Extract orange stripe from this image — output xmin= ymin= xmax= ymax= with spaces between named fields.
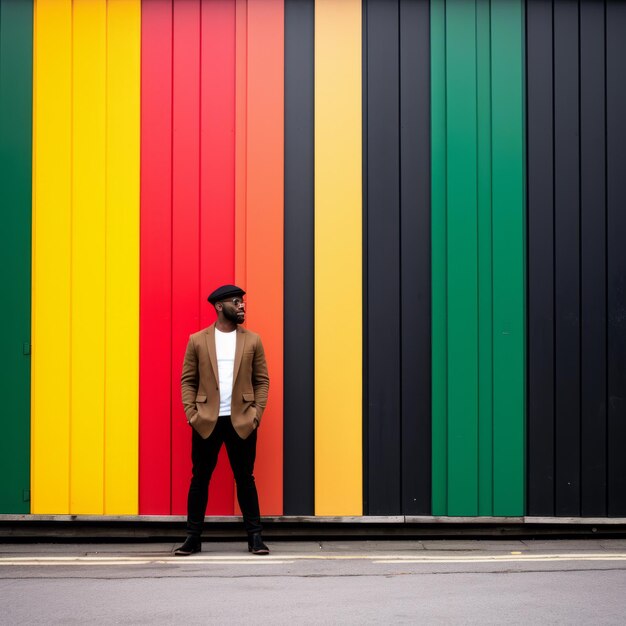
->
xmin=236 ymin=0 xmax=284 ymax=515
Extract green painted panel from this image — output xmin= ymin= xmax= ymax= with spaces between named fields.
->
xmin=445 ymin=0 xmax=479 ymax=515
xmin=0 ymin=0 xmax=33 ymax=513
xmin=491 ymin=0 xmax=525 ymax=515
xmin=476 ymin=0 xmax=493 ymax=516
xmin=431 ymin=0 xmax=525 ymax=516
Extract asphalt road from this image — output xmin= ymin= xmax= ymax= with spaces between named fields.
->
xmin=1 ymin=538 xmax=626 ymax=624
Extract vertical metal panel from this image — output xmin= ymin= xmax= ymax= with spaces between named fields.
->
xmin=365 ymin=0 xmax=401 ymax=515
xmin=243 ymin=0 xmax=285 ymax=515
xmin=0 ymin=0 xmax=32 ymax=513
xmin=553 ymin=0 xmax=581 ymax=516
xmin=199 ymin=0 xmax=237 ymax=515
xmin=104 ymin=0 xmax=141 ymax=514
xmin=284 ymin=0 xmax=314 ymax=516
xmin=476 ymin=0 xmax=493 ymax=515
xmin=233 ymin=0 xmax=248 ymax=511
xmin=139 ymin=0 xmax=173 ymax=514
xmin=70 ymin=0 xmax=107 ymax=514
xmin=445 ymin=0 xmax=479 ymax=515
xmin=526 ymin=0 xmax=555 ymax=516
xmin=606 ymin=0 xmax=626 ymax=517
xmin=399 ymin=0 xmax=431 ymax=515
xmin=490 ymin=0 xmax=525 ymax=515
xmin=430 ymin=0 xmax=447 ymax=516
xmin=431 ymin=0 xmax=525 ymax=516
xmin=361 ymin=0 xmax=369 ymax=515
xmin=234 ymin=0 xmax=247 ymax=291
xmin=31 ymin=0 xmax=72 ymax=514
xmin=170 ymin=0 xmax=201 ymax=515
xmin=315 ymin=0 xmax=363 ymax=515
xmin=580 ymin=0 xmax=607 ymax=517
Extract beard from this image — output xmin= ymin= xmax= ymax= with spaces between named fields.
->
xmin=223 ymin=307 xmax=243 ymax=324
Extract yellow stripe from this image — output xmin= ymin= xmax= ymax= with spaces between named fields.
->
xmin=104 ymin=0 xmax=140 ymax=514
xmin=70 ymin=0 xmax=107 ymax=514
xmin=314 ymin=0 xmax=362 ymax=515
xmin=32 ymin=0 xmax=140 ymax=514
xmin=31 ymin=0 xmax=73 ymax=514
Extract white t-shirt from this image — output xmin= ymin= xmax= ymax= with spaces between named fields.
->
xmin=215 ymin=328 xmax=237 ymax=416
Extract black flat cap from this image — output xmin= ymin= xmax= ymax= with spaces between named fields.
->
xmin=207 ymin=284 xmax=246 ymax=305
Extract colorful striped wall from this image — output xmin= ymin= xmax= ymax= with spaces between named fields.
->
xmin=2 ymin=0 xmax=626 ymax=518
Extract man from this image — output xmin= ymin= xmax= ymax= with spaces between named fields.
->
xmin=175 ymin=284 xmax=270 ymax=556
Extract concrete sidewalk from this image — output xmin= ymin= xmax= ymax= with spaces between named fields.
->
xmin=2 ymin=537 xmax=626 ymax=573
xmin=2 ymin=539 xmax=626 ymax=624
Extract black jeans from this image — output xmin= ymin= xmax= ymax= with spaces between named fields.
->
xmin=186 ymin=415 xmax=262 ymax=538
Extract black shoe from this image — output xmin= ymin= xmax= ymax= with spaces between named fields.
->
xmin=248 ymin=533 xmax=269 ymax=555
xmin=174 ymin=536 xmax=201 ymax=556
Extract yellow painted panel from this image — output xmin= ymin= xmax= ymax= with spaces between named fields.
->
xmin=31 ymin=0 xmax=73 ymax=514
xmin=70 ymin=0 xmax=107 ymax=513
xmin=104 ymin=0 xmax=140 ymax=514
xmin=314 ymin=0 xmax=362 ymax=515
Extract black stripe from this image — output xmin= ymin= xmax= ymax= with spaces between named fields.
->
xmin=283 ymin=0 xmax=314 ymax=515
xmin=526 ymin=0 xmax=556 ymax=516
xmin=399 ymin=0 xmax=431 ymax=515
xmin=364 ymin=0 xmax=402 ymax=515
xmin=606 ymin=0 xmax=626 ymax=517
xmin=553 ymin=0 xmax=581 ymax=516
xmin=580 ymin=0 xmax=607 ymax=517
xmin=527 ymin=0 xmax=626 ymax=518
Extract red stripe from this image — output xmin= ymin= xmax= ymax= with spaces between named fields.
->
xmin=140 ymin=0 xmax=237 ymax=515
xmin=139 ymin=0 xmax=173 ymax=514
xmin=200 ymin=0 xmax=237 ymax=515
xmin=170 ymin=0 xmax=201 ymax=515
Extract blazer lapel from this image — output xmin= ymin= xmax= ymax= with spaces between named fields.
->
xmin=205 ymin=324 xmax=219 ymax=384
xmin=233 ymin=326 xmax=246 ymax=383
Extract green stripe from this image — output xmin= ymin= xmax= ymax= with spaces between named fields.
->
xmin=0 ymin=0 xmax=33 ymax=513
xmin=431 ymin=0 xmax=525 ymax=516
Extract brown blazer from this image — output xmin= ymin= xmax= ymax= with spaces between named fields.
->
xmin=181 ymin=323 xmax=270 ymax=440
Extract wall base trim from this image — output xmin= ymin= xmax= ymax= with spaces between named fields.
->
xmin=1 ymin=515 xmax=625 ymax=524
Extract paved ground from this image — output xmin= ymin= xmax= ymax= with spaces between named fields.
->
xmin=1 ymin=538 xmax=626 ymax=624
